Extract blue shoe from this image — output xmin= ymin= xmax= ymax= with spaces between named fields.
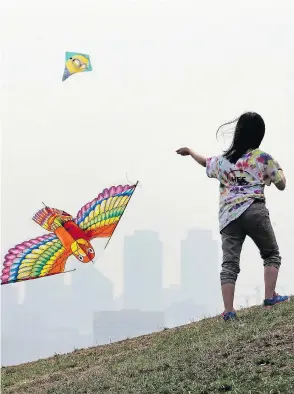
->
xmin=264 ymin=292 xmax=289 ymax=308
xmin=222 ymin=311 xmax=237 ymax=321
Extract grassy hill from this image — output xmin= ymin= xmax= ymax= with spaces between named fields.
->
xmin=2 ymin=299 xmax=293 ymax=394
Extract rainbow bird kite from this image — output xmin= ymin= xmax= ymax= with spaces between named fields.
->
xmin=62 ymin=51 xmax=92 ymax=81
xmin=1 ymin=183 xmax=138 ymax=285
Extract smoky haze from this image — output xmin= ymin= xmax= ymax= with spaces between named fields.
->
xmin=2 ymin=229 xmax=223 ymax=365
xmin=1 ymin=0 xmax=294 ymax=365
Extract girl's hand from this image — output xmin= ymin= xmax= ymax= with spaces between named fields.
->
xmin=176 ymin=148 xmax=207 ymax=167
xmin=264 ymin=175 xmax=271 ymax=186
xmin=176 ymin=147 xmax=191 ymax=156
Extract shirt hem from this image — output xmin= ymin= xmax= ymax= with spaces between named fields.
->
xmin=219 ymin=199 xmax=256 ymax=232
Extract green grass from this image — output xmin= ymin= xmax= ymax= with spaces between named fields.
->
xmin=2 ymin=299 xmax=293 ymax=394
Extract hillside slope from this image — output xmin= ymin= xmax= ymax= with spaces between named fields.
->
xmin=2 ymin=299 xmax=293 ymax=394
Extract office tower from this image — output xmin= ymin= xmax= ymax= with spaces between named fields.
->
xmin=165 ymin=299 xmax=203 ymax=328
xmin=163 ymin=284 xmax=183 ymax=308
xmin=123 ymin=230 xmax=163 ymax=311
xmin=70 ymin=264 xmax=114 ymax=333
xmin=1 ymin=283 xmax=19 ymax=337
xmin=181 ymin=228 xmax=221 ymax=315
xmin=23 ymin=273 xmax=71 ymax=329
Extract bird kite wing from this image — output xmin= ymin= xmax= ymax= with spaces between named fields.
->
xmin=1 ymin=233 xmax=72 ymax=285
xmin=75 ymin=183 xmax=137 ymax=244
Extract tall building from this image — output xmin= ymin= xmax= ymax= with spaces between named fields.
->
xmin=1 ymin=283 xmax=19 ymax=337
xmin=123 ymin=230 xmax=163 ymax=311
xmin=165 ymin=300 xmax=203 ymax=328
xmin=181 ymin=228 xmax=221 ymax=315
xmin=1 ymin=265 xmax=114 ymax=365
xmin=163 ymin=284 xmax=183 ymax=309
xmin=70 ymin=264 xmax=114 ymax=333
xmin=23 ymin=273 xmax=71 ymax=329
xmin=1 ymin=276 xmax=75 ymax=366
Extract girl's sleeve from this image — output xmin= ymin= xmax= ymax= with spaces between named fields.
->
xmin=264 ymin=156 xmax=283 ymax=184
xmin=206 ymin=156 xmax=219 ymax=179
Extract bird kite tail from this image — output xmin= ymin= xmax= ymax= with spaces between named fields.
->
xmin=33 ymin=207 xmax=73 ymax=232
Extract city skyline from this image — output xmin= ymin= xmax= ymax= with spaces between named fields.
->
xmin=6 ymin=225 xmax=221 ymax=303
xmin=1 ymin=226 xmax=224 ymax=366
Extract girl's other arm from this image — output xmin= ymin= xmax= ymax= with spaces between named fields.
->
xmin=176 ymin=148 xmax=207 ymax=167
xmin=275 ymin=169 xmax=286 ymax=191
xmin=264 ymin=157 xmax=286 ymax=191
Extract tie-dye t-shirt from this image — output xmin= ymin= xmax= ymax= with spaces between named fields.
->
xmin=206 ymin=149 xmax=283 ymax=231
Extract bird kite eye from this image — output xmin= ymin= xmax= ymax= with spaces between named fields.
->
xmin=78 ymin=255 xmax=84 ymax=261
xmin=88 ymin=248 xmax=94 ymax=253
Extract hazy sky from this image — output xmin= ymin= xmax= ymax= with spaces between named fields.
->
xmin=1 ymin=0 xmax=293 ymax=298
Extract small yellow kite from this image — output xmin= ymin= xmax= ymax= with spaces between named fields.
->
xmin=62 ymin=51 xmax=92 ymax=82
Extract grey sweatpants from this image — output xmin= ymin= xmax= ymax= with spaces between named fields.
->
xmin=220 ymin=201 xmax=281 ymax=285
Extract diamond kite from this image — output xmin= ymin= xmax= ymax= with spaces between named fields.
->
xmin=62 ymin=51 xmax=92 ymax=81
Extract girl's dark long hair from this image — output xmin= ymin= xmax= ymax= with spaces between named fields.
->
xmin=216 ymin=112 xmax=265 ymax=164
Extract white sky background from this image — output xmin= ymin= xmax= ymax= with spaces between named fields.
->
xmin=1 ymin=0 xmax=294 ymax=299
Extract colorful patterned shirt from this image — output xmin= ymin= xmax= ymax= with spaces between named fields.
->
xmin=206 ymin=149 xmax=283 ymax=231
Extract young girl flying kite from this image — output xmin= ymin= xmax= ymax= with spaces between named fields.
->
xmin=177 ymin=112 xmax=289 ymax=321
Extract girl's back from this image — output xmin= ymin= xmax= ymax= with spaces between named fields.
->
xmin=206 ymin=148 xmax=283 ymax=231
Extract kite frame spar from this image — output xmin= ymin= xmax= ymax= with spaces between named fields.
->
xmin=1 ymin=181 xmax=139 ymax=286
xmin=104 ymin=180 xmax=139 ymax=249
xmin=1 ymin=269 xmax=77 ymax=286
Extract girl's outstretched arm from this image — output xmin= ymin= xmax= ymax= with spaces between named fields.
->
xmin=176 ymin=147 xmax=207 ymax=167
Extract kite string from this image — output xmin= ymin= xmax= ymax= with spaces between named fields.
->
xmin=126 ymin=173 xmax=142 ymax=188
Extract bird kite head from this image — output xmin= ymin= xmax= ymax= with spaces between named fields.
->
xmin=70 ymin=238 xmax=95 ymax=263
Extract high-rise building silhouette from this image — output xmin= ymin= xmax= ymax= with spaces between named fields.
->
xmin=181 ymin=228 xmax=221 ymax=315
xmin=1 ymin=276 xmax=71 ymax=365
xmin=1 ymin=283 xmax=19 ymax=338
xmin=163 ymin=284 xmax=183 ymax=308
xmin=1 ymin=264 xmax=114 ymax=365
xmin=165 ymin=300 xmax=203 ymax=328
xmin=23 ymin=274 xmax=71 ymax=329
xmin=70 ymin=264 xmax=114 ymax=333
xmin=123 ymin=230 xmax=163 ymax=311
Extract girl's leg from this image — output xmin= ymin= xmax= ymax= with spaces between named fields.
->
xmin=243 ymin=203 xmax=284 ymax=302
xmin=221 ymin=283 xmax=236 ymax=313
xmin=264 ymin=265 xmax=279 ymax=299
xmin=221 ymin=221 xmax=246 ymax=313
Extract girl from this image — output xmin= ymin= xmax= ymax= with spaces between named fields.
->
xmin=176 ymin=112 xmax=289 ymax=321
